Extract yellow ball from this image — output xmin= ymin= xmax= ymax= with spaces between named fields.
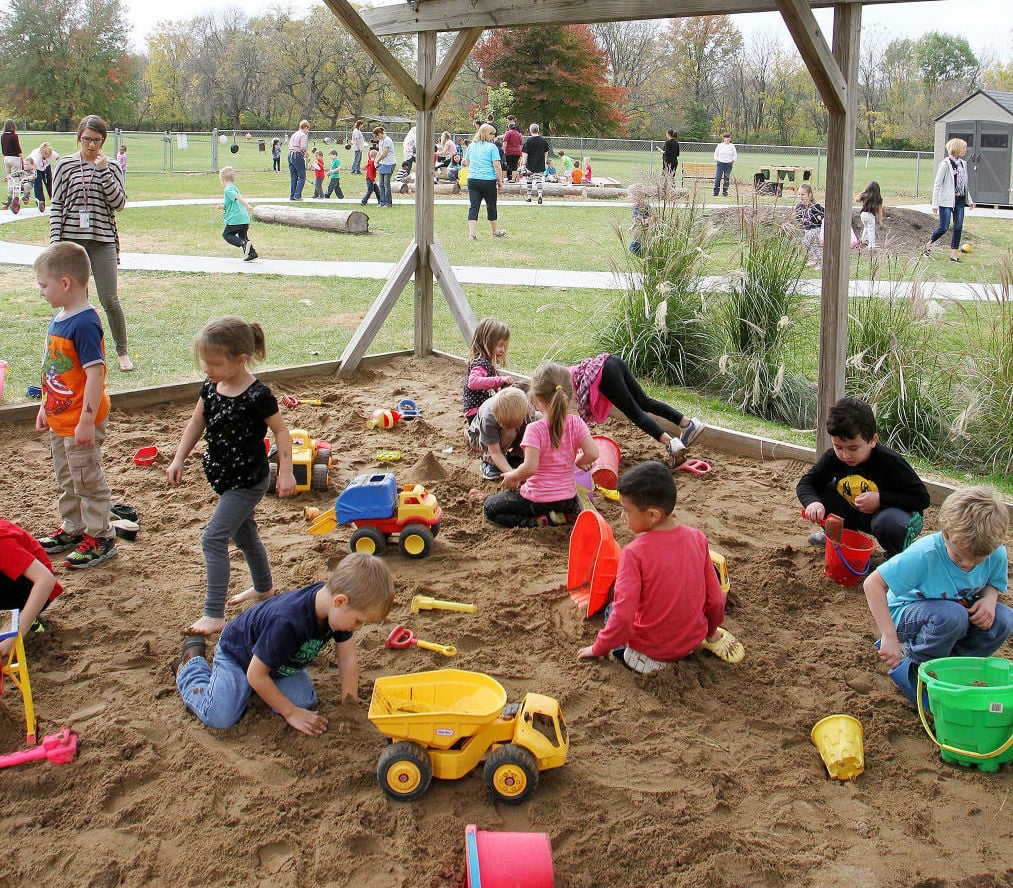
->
xmin=960 ymin=243 xmax=972 ymax=253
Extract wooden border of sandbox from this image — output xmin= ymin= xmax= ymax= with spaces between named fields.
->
xmin=3 ymin=350 xmax=1009 ymax=517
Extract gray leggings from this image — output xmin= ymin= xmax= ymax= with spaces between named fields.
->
xmin=201 ymin=475 xmax=272 ymax=619
xmin=68 ymin=239 xmax=128 ymax=357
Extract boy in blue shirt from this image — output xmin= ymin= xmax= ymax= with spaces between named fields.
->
xmin=324 ymin=149 xmax=343 ymax=198
xmin=219 ymin=166 xmax=258 ymax=261
xmin=864 ymin=485 xmax=1011 ymax=706
xmin=175 ymin=553 xmax=394 ymax=734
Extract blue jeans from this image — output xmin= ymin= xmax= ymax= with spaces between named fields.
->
xmin=351 ymin=148 xmax=362 ymax=174
xmin=361 ymin=179 xmax=380 ymax=204
xmin=896 ymin=599 xmax=1013 ymax=664
xmin=929 ymin=196 xmax=966 ymax=250
xmin=201 ymin=475 xmax=272 ymax=619
xmin=288 ymin=151 xmax=306 ymax=200
xmin=713 ymin=161 xmax=732 ymax=195
xmin=177 ymin=646 xmax=317 ymax=730
xmin=377 ymin=165 xmax=395 ymax=206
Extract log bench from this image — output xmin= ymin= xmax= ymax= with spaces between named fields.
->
xmin=252 ymin=204 xmax=369 ymax=234
xmin=681 ymin=162 xmax=717 ymax=185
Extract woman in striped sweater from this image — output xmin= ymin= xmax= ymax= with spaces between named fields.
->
xmin=50 ymin=115 xmax=133 ymax=371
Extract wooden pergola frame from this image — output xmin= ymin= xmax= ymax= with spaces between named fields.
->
xmin=322 ymin=0 xmax=935 ymax=452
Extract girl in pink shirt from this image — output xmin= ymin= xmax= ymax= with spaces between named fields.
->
xmin=484 ymin=363 xmax=598 ymax=528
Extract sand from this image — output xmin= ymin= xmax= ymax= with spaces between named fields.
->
xmin=1 ymin=354 xmax=1011 ymax=888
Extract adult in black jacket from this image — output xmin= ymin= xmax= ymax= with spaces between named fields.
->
xmin=661 ymin=129 xmax=680 ymax=176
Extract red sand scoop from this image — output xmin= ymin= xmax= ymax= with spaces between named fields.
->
xmin=385 ymin=625 xmax=457 ymax=657
xmin=801 ymin=509 xmax=844 ymax=543
xmin=566 ymin=511 xmax=621 ymax=618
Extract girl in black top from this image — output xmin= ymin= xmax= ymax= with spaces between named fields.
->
xmin=661 ymin=129 xmax=680 ymax=176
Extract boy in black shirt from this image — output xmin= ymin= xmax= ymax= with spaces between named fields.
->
xmin=798 ymin=397 xmax=929 ymax=559
xmin=520 ymin=123 xmax=550 ymax=204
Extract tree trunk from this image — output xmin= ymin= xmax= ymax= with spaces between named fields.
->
xmin=252 ymin=204 xmax=370 ymax=234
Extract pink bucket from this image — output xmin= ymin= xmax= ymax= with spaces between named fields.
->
xmin=588 ymin=434 xmax=621 ymax=489
xmin=465 ymin=825 xmax=554 ymax=888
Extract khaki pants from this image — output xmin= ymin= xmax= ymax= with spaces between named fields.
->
xmin=50 ymin=420 xmax=112 ymax=538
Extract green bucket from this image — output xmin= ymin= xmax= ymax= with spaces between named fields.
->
xmin=917 ymin=657 xmax=1013 ymax=772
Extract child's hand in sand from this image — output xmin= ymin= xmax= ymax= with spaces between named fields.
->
xmin=803 ymin=502 xmax=825 ymax=523
xmin=286 ymin=707 xmax=328 ymax=736
xmin=500 ymin=470 xmax=521 ymax=490
xmin=577 ymin=646 xmax=597 ymax=660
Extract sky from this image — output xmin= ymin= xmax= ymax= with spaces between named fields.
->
xmin=126 ymin=0 xmax=1012 ymax=58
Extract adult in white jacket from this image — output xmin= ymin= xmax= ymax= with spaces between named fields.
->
xmin=713 ymin=132 xmax=737 ymax=197
xmin=924 ymin=137 xmax=975 ymax=262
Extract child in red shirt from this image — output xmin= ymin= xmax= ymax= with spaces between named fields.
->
xmin=0 ymin=517 xmax=63 ymax=657
xmin=360 ymin=148 xmax=379 ymax=205
xmin=578 ymin=461 xmax=744 ymax=674
xmin=312 ymin=149 xmax=325 ymax=198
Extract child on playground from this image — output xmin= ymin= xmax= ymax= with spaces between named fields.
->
xmin=558 ymin=152 xmax=575 ymax=182
xmin=218 ymin=166 xmax=258 ymax=261
xmin=325 ymin=149 xmax=343 ymax=198
xmin=484 ymin=363 xmax=598 ymax=528
xmin=627 ymin=183 xmax=654 ymax=256
xmin=462 ymin=317 xmax=513 ymax=421
xmin=0 ymin=517 xmax=64 ymax=658
xmin=794 ymin=183 xmax=825 ymax=268
xmin=167 ymin=317 xmax=297 ymax=636
xmin=864 ymin=485 xmax=1011 ymax=706
xmin=174 ymin=552 xmax=395 ymax=733
xmin=33 ymin=242 xmax=118 ymax=569
xmin=310 ymin=149 xmax=325 ymax=198
xmin=271 ymin=138 xmax=281 ymax=172
xmin=578 ymin=461 xmax=744 ymax=674
xmin=361 ymin=148 xmax=379 ymax=205
xmin=545 ymin=157 xmax=558 ymax=183
xmin=855 ymin=181 xmax=883 ymax=251
xmin=582 ymin=157 xmax=592 ymax=184
xmin=447 ymin=153 xmax=463 ymax=194
xmin=798 ymin=397 xmax=929 ymax=560
xmin=116 ymin=145 xmax=127 ymax=174
xmin=468 ymin=386 xmax=536 ymax=481
xmin=569 ymin=353 xmax=704 ymax=467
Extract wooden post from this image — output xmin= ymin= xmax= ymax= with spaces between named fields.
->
xmin=415 ymin=31 xmax=437 ymax=357
xmin=816 ymin=3 xmax=860 ymax=453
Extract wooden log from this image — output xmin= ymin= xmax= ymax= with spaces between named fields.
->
xmin=252 ymin=204 xmax=369 ymax=234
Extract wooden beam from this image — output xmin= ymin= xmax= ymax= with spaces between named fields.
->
xmin=338 ymin=241 xmax=419 ymax=376
xmin=320 ymin=0 xmax=424 ymax=109
xmin=430 ymin=238 xmax=479 ymax=343
xmin=414 ymin=31 xmax=437 ymax=357
xmin=360 ymin=0 xmax=915 ymax=35
xmin=775 ymin=0 xmax=845 ymax=113
xmin=426 ymin=27 xmax=484 ymax=110
xmin=815 ymin=2 xmax=860 ymax=453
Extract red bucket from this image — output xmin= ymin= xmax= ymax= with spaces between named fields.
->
xmin=465 ymin=824 xmax=554 ymax=888
xmin=588 ymin=434 xmax=621 ymax=490
xmin=824 ymin=528 xmax=875 ymax=587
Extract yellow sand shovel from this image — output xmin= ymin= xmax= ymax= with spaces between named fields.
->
xmin=410 ymin=595 xmax=478 ymax=615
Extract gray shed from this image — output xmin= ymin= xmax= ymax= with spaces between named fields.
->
xmin=934 ymin=89 xmax=1013 ymax=207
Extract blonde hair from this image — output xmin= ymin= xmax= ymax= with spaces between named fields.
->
xmin=299 ymin=119 xmax=310 ymax=130
xmin=939 ymin=486 xmax=1009 ymax=557
xmin=194 ymin=316 xmax=266 ymax=367
xmin=34 ymin=241 xmax=91 ymax=287
xmin=477 ymin=123 xmax=496 ymax=142
xmin=490 ymin=387 xmax=529 ymax=429
xmin=945 ymin=138 xmax=967 ymax=158
xmin=327 ymin=552 xmax=395 ymax=617
xmin=219 ymin=166 xmax=236 ymax=183
xmin=469 ymin=317 xmax=510 ymax=366
xmin=530 ymin=362 xmax=572 ymax=448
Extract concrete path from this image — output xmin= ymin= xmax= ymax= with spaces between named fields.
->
xmin=0 ymin=199 xmax=1000 ymax=301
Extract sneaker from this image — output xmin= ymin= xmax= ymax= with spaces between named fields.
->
xmin=525 ymin=197 xmax=531 ymax=202
xmin=243 ymin=239 xmax=252 ymax=258
xmin=481 ymin=461 xmax=502 ymax=481
xmin=808 ymin=531 xmax=826 ymax=547
xmin=64 ymin=534 xmax=118 ymax=569
xmin=492 ymin=229 xmax=507 ymax=237
xmin=922 ymin=248 xmax=931 ymax=258
xmin=536 ymin=511 xmax=568 ymax=528
xmin=537 ymin=197 xmax=542 ymax=204
xmin=681 ymin=418 xmax=706 ymax=446
xmin=37 ymin=527 xmax=84 ymax=554
xmin=38 ymin=200 xmax=45 ymax=213
xmin=950 ymin=256 xmax=961 ymax=263
xmin=246 ymin=246 xmax=259 ymax=261
xmin=668 ymin=437 xmax=688 ymax=466
xmin=623 ymin=647 xmax=665 ymax=675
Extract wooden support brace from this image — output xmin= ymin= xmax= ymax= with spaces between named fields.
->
xmin=775 ymin=0 xmax=846 ymax=113
xmin=339 ymin=241 xmax=418 ymax=376
xmin=426 ymin=28 xmax=484 ymax=110
xmin=430 ymin=238 xmax=478 ymax=343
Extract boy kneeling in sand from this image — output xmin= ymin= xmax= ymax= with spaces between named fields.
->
xmin=578 ymin=462 xmax=744 ymax=674
xmin=175 ymin=553 xmax=394 ymax=735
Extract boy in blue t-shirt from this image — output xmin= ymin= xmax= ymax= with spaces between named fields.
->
xmin=175 ymin=553 xmax=394 ymax=734
xmin=219 ymin=166 xmax=258 ymax=261
xmin=864 ymin=485 xmax=1011 ymax=706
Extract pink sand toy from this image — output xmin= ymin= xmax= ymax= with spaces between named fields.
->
xmin=367 ymin=408 xmax=401 ymax=429
xmin=0 ymin=360 xmax=8 ymax=400
xmin=0 ymin=727 xmax=77 ymax=769
xmin=465 ymin=824 xmax=555 ymax=888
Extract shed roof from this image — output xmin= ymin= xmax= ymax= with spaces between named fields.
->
xmin=935 ymin=89 xmax=1013 ymax=122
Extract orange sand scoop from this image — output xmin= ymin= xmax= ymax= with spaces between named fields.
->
xmin=566 ymin=511 xmax=621 ymax=618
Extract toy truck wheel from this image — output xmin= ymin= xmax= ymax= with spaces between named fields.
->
xmin=268 ymin=462 xmax=278 ymax=493
xmin=377 ymin=741 xmax=432 ymax=801
xmin=484 ymin=744 xmax=539 ymax=804
xmin=313 ymin=445 xmax=331 ymax=466
xmin=311 ymin=463 xmax=329 ymax=491
xmin=350 ymin=526 xmax=386 ymax=556
xmin=11 ymin=195 xmax=19 ymax=214
xmin=429 ymin=520 xmax=441 ymax=538
xmin=399 ymin=523 xmax=433 ymax=559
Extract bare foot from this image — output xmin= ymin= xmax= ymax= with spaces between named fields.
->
xmin=185 ymin=615 xmax=226 ymax=636
xmin=229 ymin=586 xmax=274 ymax=606
xmin=118 ymin=354 xmax=134 ymax=371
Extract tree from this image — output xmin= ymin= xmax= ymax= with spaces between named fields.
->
xmin=590 ymin=21 xmax=666 ymax=133
xmin=0 ymin=0 xmax=137 ymax=128
xmin=472 ymin=25 xmax=628 ymax=135
xmin=914 ymin=32 xmax=979 ymax=87
xmin=664 ymin=16 xmax=742 ymax=114
xmin=983 ymin=61 xmax=1013 ymax=92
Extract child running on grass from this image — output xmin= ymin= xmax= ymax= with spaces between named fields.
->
xmin=167 ymin=317 xmax=296 ymax=636
xmin=484 ymin=363 xmax=598 ymax=528
xmin=219 ymin=167 xmax=258 ymax=261
xmin=578 ymin=461 xmax=744 ymax=674
xmin=360 ymin=148 xmax=380 ymax=205
xmin=462 ymin=317 xmax=513 ymax=421
xmin=174 ymin=553 xmax=394 ymax=733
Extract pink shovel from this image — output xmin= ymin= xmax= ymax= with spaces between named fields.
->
xmin=0 ymin=727 xmax=78 ymax=769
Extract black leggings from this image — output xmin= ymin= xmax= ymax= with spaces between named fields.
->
xmin=222 ymin=224 xmax=250 ymax=249
xmin=598 ymin=355 xmax=685 ymax=441
xmin=468 ymin=178 xmax=498 ymax=221
xmin=483 ymin=491 xmax=579 ymax=528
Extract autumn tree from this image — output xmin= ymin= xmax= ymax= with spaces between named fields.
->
xmin=473 ymin=25 xmax=628 ymax=135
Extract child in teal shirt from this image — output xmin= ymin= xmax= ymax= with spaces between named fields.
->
xmin=219 ymin=166 xmax=258 ymax=261
xmin=325 ymin=149 xmax=344 ymax=199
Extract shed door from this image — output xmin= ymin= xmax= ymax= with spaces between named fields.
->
xmin=972 ymin=122 xmax=1012 ymax=206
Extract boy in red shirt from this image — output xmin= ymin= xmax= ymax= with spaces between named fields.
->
xmin=0 ymin=517 xmax=63 ymax=657
xmin=360 ymin=148 xmax=379 ymax=205
xmin=578 ymin=461 xmax=744 ymax=674
xmin=312 ymin=149 xmax=325 ymax=198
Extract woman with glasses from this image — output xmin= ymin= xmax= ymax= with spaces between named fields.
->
xmin=50 ymin=115 xmax=132 ymax=371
